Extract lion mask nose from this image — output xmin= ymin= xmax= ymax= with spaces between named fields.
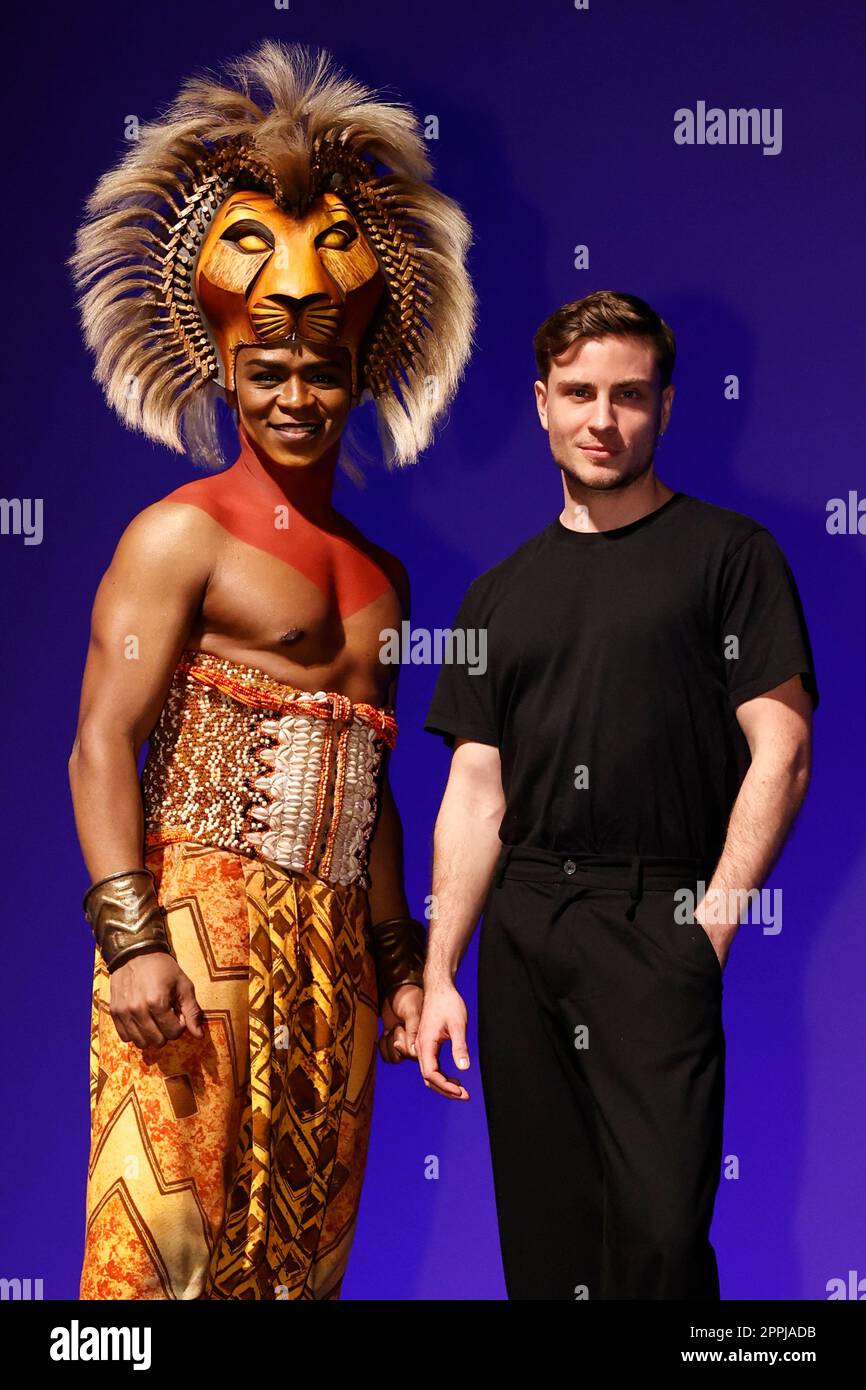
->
xmin=248 ymin=294 xmax=342 ymax=345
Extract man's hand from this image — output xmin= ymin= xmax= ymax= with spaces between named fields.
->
xmin=109 ymin=952 xmax=206 ymax=1051
xmin=693 ymin=909 xmax=733 ymax=972
xmin=378 ymin=983 xmax=423 ymax=1064
xmin=415 ymin=982 xmax=471 ymax=1100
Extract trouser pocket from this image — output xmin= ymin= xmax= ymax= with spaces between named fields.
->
xmin=635 ymin=887 xmax=723 ymax=986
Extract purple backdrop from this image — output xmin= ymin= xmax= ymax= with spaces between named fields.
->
xmin=2 ymin=0 xmax=863 ymax=1301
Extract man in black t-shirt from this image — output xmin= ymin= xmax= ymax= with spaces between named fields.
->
xmin=417 ymin=290 xmax=817 ymax=1301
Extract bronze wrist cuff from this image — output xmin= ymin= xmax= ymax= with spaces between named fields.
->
xmin=369 ymin=916 xmax=426 ymax=1010
xmin=82 ymin=868 xmax=174 ymax=974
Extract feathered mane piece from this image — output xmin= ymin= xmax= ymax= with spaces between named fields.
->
xmin=68 ymin=40 xmax=476 ymax=467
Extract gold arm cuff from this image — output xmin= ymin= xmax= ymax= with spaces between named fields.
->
xmin=82 ymin=868 xmax=173 ymax=974
xmin=369 ymin=916 xmax=426 ymax=1011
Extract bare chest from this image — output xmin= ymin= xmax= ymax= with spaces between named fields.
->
xmin=190 ymin=534 xmax=404 ymax=704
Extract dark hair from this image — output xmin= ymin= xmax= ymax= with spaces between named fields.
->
xmin=533 ymin=290 xmax=676 ymax=387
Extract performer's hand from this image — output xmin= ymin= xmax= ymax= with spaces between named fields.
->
xmin=415 ymin=983 xmax=471 ymax=1101
xmin=109 ymin=952 xmax=206 ymax=1051
xmin=379 ymin=983 xmax=423 ymax=1064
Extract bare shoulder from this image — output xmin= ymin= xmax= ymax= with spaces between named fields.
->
xmin=336 ymin=514 xmax=411 ymax=613
xmin=374 ymin=541 xmax=411 ymax=613
xmin=110 ymin=496 xmax=223 ymax=576
xmin=86 ymin=496 xmax=224 ymax=663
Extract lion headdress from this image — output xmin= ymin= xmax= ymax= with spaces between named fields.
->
xmin=68 ymin=40 xmax=476 ymax=468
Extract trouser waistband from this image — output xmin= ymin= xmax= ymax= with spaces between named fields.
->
xmin=492 ymin=844 xmax=713 ymax=897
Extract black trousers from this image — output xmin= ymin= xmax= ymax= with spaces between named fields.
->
xmin=477 ymin=845 xmax=726 ymax=1301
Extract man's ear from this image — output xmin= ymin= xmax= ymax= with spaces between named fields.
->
xmin=660 ymin=382 xmax=675 ymax=432
xmin=534 ymin=378 xmax=549 ymax=431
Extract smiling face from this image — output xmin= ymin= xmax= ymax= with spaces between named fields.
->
xmin=232 ymin=340 xmax=354 ymax=467
xmin=193 ymin=187 xmax=386 ymax=396
xmin=534 ymin=334 xmax=675 ymax=491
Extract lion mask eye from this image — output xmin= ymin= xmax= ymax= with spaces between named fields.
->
xmin=316 ymin=220 xmax=358 ymax=252
xmin=219 ymin=218 xmax=275 ymax=254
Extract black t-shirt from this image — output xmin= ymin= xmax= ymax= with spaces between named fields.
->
xmin=424 ymin=492 xmax=819 ymax=862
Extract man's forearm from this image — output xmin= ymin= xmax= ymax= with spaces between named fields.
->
xmin=699 ymin=748 xmax=810 ymax=942
xmin=425 ymin=787 xmax=503 ymax=988
xmin=68 ymin=728 xmax=146 ymax=882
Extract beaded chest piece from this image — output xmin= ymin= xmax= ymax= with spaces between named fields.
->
xmin=141 ymin=649 xmax=397 ymax=888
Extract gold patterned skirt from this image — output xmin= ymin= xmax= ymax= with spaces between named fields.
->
xmin=79 ymin=649 xmax=396 ymax=1300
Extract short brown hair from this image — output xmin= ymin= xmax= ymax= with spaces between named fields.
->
xmin=533 ymin=290 xmax=676 ymax=387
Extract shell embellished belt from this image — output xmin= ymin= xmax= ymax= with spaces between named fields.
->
xmin=141 ymin=648 xmax=398 ymax=888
